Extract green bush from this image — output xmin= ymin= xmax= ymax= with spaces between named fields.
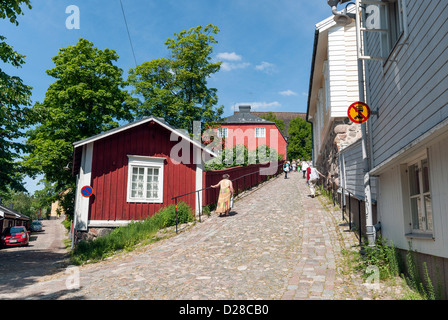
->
xmin=70 ymin=202 xmax=194 ymax=265
xmin=360 ymin=237 xmax=401 ymax=280
xmin=204 ymin=144 xmax=281 ymax=171
xmin=358 ymin=237 xmax=441 ymax=300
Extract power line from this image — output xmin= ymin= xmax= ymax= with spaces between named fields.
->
xmin=119 ymin=0 xmax=138 ymax=68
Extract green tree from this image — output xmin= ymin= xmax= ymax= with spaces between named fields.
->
xmin=0 ymin=0 xmax=33 ymax=197
xmin=287 ymin=117 xmax=312 ymax=160
xmin=0 ymin=0 xmax=31 ymax=24
xmin=2 ymin=190 xmax=39 ymax=219
xmin=128 ymin=24 xmax=224 ymax=133
xmin=259 ymin=112 xmax=285 ymax=132
xmin=24 ymin=38 xmax=132 ymax=218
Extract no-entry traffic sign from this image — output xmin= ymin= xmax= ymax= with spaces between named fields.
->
xmin=81 ymin=185 xmax=94 ymax=197
xmin=348 ymin=101 xmax=371 ymax=124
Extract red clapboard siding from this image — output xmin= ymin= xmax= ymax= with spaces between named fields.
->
xmin=89 ymin=121 xmax=197 ymax=222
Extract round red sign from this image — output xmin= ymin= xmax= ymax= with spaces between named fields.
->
xmin=348 ymin=101 xmax=371 ymax=124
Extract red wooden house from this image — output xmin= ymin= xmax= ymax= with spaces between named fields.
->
xmin=72 ymin=116 xmax=216 ymax=232
xmin=219 ymin=106 xmax=288 ymax=160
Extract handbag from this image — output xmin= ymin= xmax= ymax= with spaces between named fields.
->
xmin=230 ymin=196 xmax=234 ymax=208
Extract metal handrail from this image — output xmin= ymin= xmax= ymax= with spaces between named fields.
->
xmin=171 ymin=162 xmax=283 ymax=233
xmin=340 ymin=187 xmax=364 ymax=246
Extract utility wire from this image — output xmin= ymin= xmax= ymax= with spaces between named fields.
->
xmin=119 ymin=0 xmax=138 ymax=67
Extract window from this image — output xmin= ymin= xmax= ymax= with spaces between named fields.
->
xmin=218 ymin=127 xmax=228 ymax=138
xmin=407 ymin=157 xmax=433 ymax=234
xmin=127 ymin=156 xmax=165 ymax=203
xmin=379 ymin=0 xmax=407 ymax=59
xmin=361 ymin=0 xmax=407 ymax=62
xmin=255 ymin=127 xmax=266 ymax=138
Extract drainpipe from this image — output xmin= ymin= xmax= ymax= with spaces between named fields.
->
xmin=327 ymin=0 xmax=375 ymax=247
xmin=355 ymin=0 xmax=375 ymax=247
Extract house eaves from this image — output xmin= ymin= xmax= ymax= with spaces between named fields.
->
xmin=73 ymin=116 xmax=217 ymax=157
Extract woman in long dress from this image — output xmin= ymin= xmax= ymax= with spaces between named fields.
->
xmin=211 ymin=174 xmax=234 ymax=216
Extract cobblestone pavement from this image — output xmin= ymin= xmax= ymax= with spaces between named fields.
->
xmin=5 ymin=171 xmax=400 ymax=300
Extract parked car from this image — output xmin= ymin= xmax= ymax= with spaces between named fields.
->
xmin=30 ymin=220 xmax=43 ymax=232
xmin=1 ymin=226 xmax=30 ymax=247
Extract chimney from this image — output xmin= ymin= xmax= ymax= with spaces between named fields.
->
xmin=238 ymin=105 xmax=251 ymax=113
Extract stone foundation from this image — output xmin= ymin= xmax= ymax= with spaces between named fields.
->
xmin=316 ymin=118 xmax=362 ymax=189
xmin=76 ymin=227 xmax=114 ymax=242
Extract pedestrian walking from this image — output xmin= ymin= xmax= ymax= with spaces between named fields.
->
xmin=283 ymin=161 xmax=290 ymax=179
xmin=308 ymin=164 xmax=325 ymax=198
xmin=211 ymin=174 xmax=234 ymax=216
xmin=301 ymin=160 xmax=309 ymax=179
xmin=292 ymin=160 xmax=297 ymax=172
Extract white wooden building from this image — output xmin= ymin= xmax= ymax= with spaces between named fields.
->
xmin=336 ymin=0 xmax=448 ymax=297
xmin=307 ymin=10 xmax=370 ymax=197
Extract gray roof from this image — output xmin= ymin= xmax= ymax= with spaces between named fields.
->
xmin=0 ymin=204 xmax=30 ymax=221
xmin=224 ymin=105 xmax=274 ymax=124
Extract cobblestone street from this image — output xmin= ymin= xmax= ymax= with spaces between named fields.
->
xmin=5 ymin=171 xmax=400 ymax=300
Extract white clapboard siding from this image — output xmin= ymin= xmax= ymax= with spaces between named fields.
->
xmin=366 ymin=0 xmax=448 ymax=168
xmin=345 ymin=24 xmax=360 ymax=105
xmin=328 ymin=26 xmax=348 ymax=118
xmin=426 ymin=136 xmax=448 ymax=257
xmin=378 ymin=135 xmax=448 ymax=258
xmin=328 ymin=24 xmax=359 ymax=118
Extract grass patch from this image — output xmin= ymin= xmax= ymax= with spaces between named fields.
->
xmin=353 ymin=237 xmax=442 ymax=300
xmin=70 ymin=202 xmax=194 ymax=265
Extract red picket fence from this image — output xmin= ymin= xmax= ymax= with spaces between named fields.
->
xmin=202 ymin=162 xmax=284 ymax=207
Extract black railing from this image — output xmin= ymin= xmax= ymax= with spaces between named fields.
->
xmin=341 ymin=188 xmax=364 ymax=246
xmin=318 ymin=177 xmax=365 ymax=246
xmin=171 ymin=163 xmax=283 ymax=233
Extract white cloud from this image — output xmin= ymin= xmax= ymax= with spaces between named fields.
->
xmin=255 ymin=61 xmax=276 ymax=74
xmin=216 ymin=52 xmax=250 ymax=72
xmin=221 ymin=61 xmax=251 ymax=72
xmin=217 ymin=52 xmax=242 ymax=61
xmin=279 ymin=90 xmax=298 ymax=96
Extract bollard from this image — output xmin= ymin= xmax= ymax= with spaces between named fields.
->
xmin=175 ymin=198 xmax=178 ymax=234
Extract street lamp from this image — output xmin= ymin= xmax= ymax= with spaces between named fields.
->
xmin=326 ymin=0 xmax=376 ymax=247
xmin=327 ymin=0 xmax=355 ymax=26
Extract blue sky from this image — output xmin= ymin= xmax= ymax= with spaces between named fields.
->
xmin=2 ymin=0 xmax=333 ymax=194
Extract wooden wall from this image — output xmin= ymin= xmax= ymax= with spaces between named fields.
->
xmin=366 ymin=1 xmax=448 ymax=168
xmin=88 ymin=122 xmax=196 ymax=221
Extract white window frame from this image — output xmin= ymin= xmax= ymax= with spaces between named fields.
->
xmin=255 ymin=127 xmax=266 ymax=138
xmin=405 ymin=155 xmax=433 ymax=236
xmin=127 ymin=155 xmax=165 ymax=203
xmin=358 ymin=0 xmax=408 ymax=63
xmin=218 ymin=127 xmax=228 ymax=138
xmin=379 ymin=0 xmax=408 ymax=61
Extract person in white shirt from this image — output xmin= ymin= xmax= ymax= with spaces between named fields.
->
xmin=308 ymin=164 xmax=325 ymax=198
xmin=301 ymin=160 xmax=309 ymax=179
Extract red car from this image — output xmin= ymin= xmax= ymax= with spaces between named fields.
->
xmin=1 ymin=226 xmax=30 ymax=247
